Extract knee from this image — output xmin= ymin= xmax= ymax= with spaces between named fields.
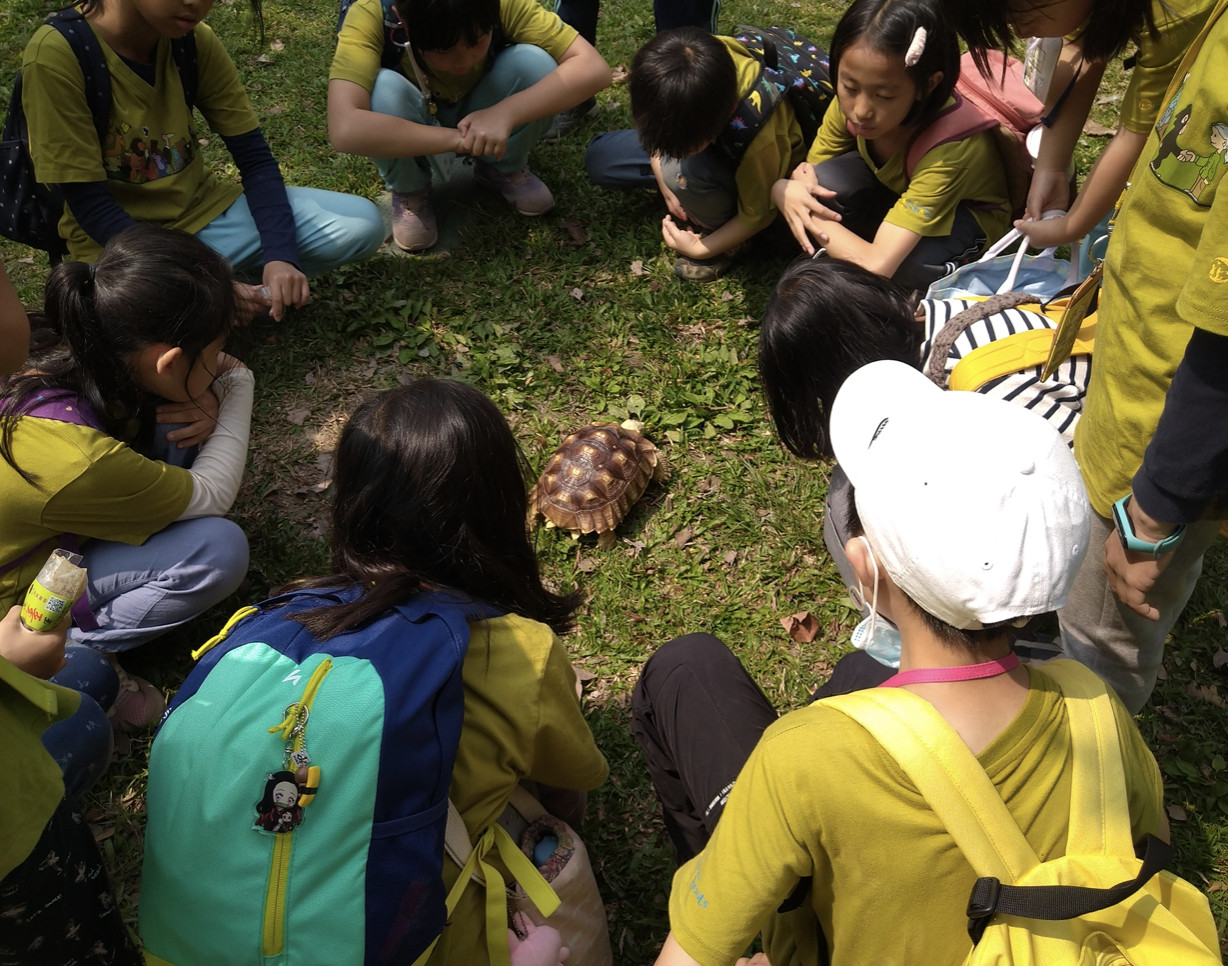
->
xmin=370 ymin=67 xmax=424 ymax=120
xmin=55 ymin=644 xmax=120 ymax=708
xmin=584 ymin=130 xmax=652 ymax=188
xmin=494 ymin=44 xmax=557 ymax=88
xmin=185 ymin=518 xmax=250 ymax=605
xmin=634 ymin=633 xmax=732 ymax=713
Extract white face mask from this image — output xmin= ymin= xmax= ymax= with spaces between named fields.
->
xmin=850 ymin=537 xmax=901 ymax=668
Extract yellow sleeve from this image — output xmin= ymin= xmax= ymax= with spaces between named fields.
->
xmin=884 ymin=133 xmax=1007 ymax=237
xmin=525 ymin=632 xmax=609 ymax=792
xmin=191 ymin=24 xmax=260 ymax=138
xmin=329 ymin=0 xmax=387 ymax=91
xmin=1176 ymin=159 xmax=1228 ymax=333
xmin=734 ymin=105 xmax=807 ymax=225
xmin=21 ymin=25 xmax=107 ymax=185
xmin=1121 ymin=0 xmax=1218 ymax=133
xmin=42 ymin=436 xmax=193 ymax=544
xmin=498 ymin=0 xmax=578 ymax=61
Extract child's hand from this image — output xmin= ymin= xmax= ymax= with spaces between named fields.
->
xmin=772 ymin=175 xmax=840 ymax=257
xmin=1014 ymin=214 xmax=1075 ymax=249
xmin=661 ymin=216 xmax=709 ymax=259
xmin=0 ymin=605 xmax=68 ymax=679
xmin=735 ymin=955 xmax=772 ymax=966
xmin=1024 ymin=168 xmax=1071 ymax=222
xmin=507 ymin=914 xmax=569 ymax=966
xmin=457 ymin=106 xmax=515 ymax=161
xmin=262 ymin=261 xmax=311 ymax=322
xmin=158 ymin=385 xmax=220 ymax=448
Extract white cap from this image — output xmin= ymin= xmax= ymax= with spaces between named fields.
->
xmin=829 ymin=360 xmax=1090 ymax=630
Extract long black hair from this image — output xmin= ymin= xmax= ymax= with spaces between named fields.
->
xmin=830 ymin=0 xmax=961 ymax=136
xmin=393 ymin=0 xmax=499 ymax=54
xmin=0 ymin=224 xmax=235 ymax=483
xmin=946 ymin=0 xmax=1157 ymax=67
xmin=289 ymin=379 xmax=581 ymax=640
xmin=759 ymin=257 xmax=921 ymax=460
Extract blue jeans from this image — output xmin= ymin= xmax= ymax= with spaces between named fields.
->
xmin=369 ymin=45 xmax=557 ymax=194
xmin=197 ymin=187 xmax=386 ymax=277
xmin=43 ymin=645 xmax=118 ymax=799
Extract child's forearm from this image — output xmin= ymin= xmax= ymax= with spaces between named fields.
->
xmin=1029 ymin=44 xmax=1106 ymax=217
xmin=1061 ymin=128 xmax=1146 ymax=236
xmin=818 ymin=220 xmax=919 ymax=279
xmin=326 ymin=80 xmax=465 ymax=158
xmin=687 ymin=213 xmax=771 ymax=258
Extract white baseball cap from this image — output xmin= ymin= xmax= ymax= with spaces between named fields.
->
xmin=829 ymin=360 xmax=1090 ymax=630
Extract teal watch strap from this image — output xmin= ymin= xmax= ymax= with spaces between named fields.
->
xmin=1111 ymin=495 xmax=1186 ymax=558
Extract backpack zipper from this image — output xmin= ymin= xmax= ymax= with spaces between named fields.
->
xmin=261 ymin=658 xmax=333 ymax=956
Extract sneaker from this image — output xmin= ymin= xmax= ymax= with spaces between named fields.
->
xmin=541 ymin=97 xmax=598 ymax=142
xmin=391 ymin=188 xmax=438 ymax=252
xmin=109 ymin=667 xmax=166 ymax=733
xmin=674 ymin=249 xmax=737 ymax=282
xmin=474 ymin=163 xmax=555 ymax=216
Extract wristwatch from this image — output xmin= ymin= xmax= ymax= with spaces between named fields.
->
xmin=1111 ymin=494 xmax=1186 ymax=558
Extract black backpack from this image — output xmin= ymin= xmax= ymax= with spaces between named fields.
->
xmin=717 ymin=26 xmax=834 ymax=166
xmin=0 ymin=7 xmax=197 ymax=263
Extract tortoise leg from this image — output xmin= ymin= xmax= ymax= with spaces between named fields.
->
xmin=597 ymin=530 xmax=617 ymax=550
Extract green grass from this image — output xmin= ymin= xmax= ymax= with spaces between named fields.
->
xmin=3 ymin=0 xmax=1226 ymax=962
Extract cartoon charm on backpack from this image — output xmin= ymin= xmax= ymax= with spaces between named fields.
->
xmin=255 ymin=771 xmax=307 ymax=834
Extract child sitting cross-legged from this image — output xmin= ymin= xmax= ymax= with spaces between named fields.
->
xmin=585 ymin=27 xmax=820 ymax=282
xmin=633 ymin=360 xmax=1182 ymax=965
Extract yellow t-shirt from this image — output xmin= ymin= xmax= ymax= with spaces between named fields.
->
xmin=430 ymin=613 xmax=609 ymax=966
xmin=20 ymin=21 xmax=256 ymax=262
xmin=668 ymin=666 xmax=1163 ymax=966
xmin=0 ymin=417 xmax=193 ymax=609
xmin=0 ymin=657 xmax=80 ymax=880
xmin=808 ymin=96 xmax=1010 ymax=245
xmin=1120 ymin=0 xmax=1217 ymax=133
xmin=330 ymin=0 xmax=576 ymax=104
xmin=1075 ymin=0 xmax=1228 ymax=517
xmin=717 ymin=36 xmax=809 ymax=227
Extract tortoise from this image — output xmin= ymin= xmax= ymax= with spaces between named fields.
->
xmin=530 ymin=420 xmax=669 ymax=548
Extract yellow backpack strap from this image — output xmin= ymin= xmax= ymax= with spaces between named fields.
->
xmin=949 ymin=319 xmax=1095 ymax=393
xmin=822 ymin=688 xmax=1038 ymax=881
xmin=1032 ymin=660 xmax=1134 ymax=856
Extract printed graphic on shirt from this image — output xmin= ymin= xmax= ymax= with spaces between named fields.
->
xmin=103 ymin=124 xmax=196 ymax=185
xmin=1148 ymin=72 xmax=1227 ymax=206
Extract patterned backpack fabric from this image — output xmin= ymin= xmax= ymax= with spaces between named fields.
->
xmin=0 ymin=8 xmax=197 ymax=263
xmin=139 ymin=586 xmax=500 ymax=966
xmin=717 ymin=26 xmax=834 ymax=166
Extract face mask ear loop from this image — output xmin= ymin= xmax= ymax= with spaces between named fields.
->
xmin=860 ymin=536 xmax=880 ymax=639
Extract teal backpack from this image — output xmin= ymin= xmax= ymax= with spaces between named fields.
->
xmin=139 ymin=585 xmax=500 ymax=966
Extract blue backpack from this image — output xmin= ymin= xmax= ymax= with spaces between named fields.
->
xmin=139 ymin=585 xmax=500 ymax=966
xmin=0 ymin=7 xmax=197 ymax=263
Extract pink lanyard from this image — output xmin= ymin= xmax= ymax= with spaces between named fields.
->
xmin=879 ymin=653 xmax=1020 ymax=688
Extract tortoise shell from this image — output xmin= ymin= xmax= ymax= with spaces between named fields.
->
xmin=530 ymin=422 xmax=668 ymax=547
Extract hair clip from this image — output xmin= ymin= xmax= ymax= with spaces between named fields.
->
xmin=904 ymin=27 xmax=927 ymax=68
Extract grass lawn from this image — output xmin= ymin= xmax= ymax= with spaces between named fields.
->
xmin=2 ymin=0 xmax=1226 ymax=961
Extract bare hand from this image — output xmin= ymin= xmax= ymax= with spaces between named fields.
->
xmin=661 ymin=216 xmax=710 ymax=259
xmin=1014 ymin=214 xmax=1075 ymax=249
xmin=1103 ymin=500 xmax=1179 ymax=620
xmin=0 ymin=605 xmax=68 ymax=678
xmin=158 ymin=385 xmax=220 ymax=448
xmin=772 ymin=167 xmax=840 ymax=256
xmin=457 ymin=106 xmax=514 ymax=161
xmin=1024 ymin=168 xmax=1071 ymax=222
xmin=735 ymin=955 xmax=772 ymax=966
xmin=262 ymin=260 xmax=310 ymax=322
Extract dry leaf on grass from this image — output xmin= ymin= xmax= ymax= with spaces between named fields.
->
xmin=560 ymin=219 xmax=589 ymax=246
xmin=545 ymin=355 xmax=565 ymax=373
xmin=673 ymin=527 xmax=694 ymax=549
xmin=1083 ymin=119 xmax=1114 ymax=136
xmin=630 ymin=260 xmax=645 ymax=276
xmin=285 ymin=406 xmax=310 ymax=426
xmin=780 ymin=611 xmax=820 ymax=643
xmin=570 ymin=287 xmax=584 ymax=301
xmin=1214 ymin=649 xmax=1228 ymax=668
xmin=1167 ymin=804 xmax=1189 ymax=822
xmin=611 ymin=64 xmax=630 ymax=84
